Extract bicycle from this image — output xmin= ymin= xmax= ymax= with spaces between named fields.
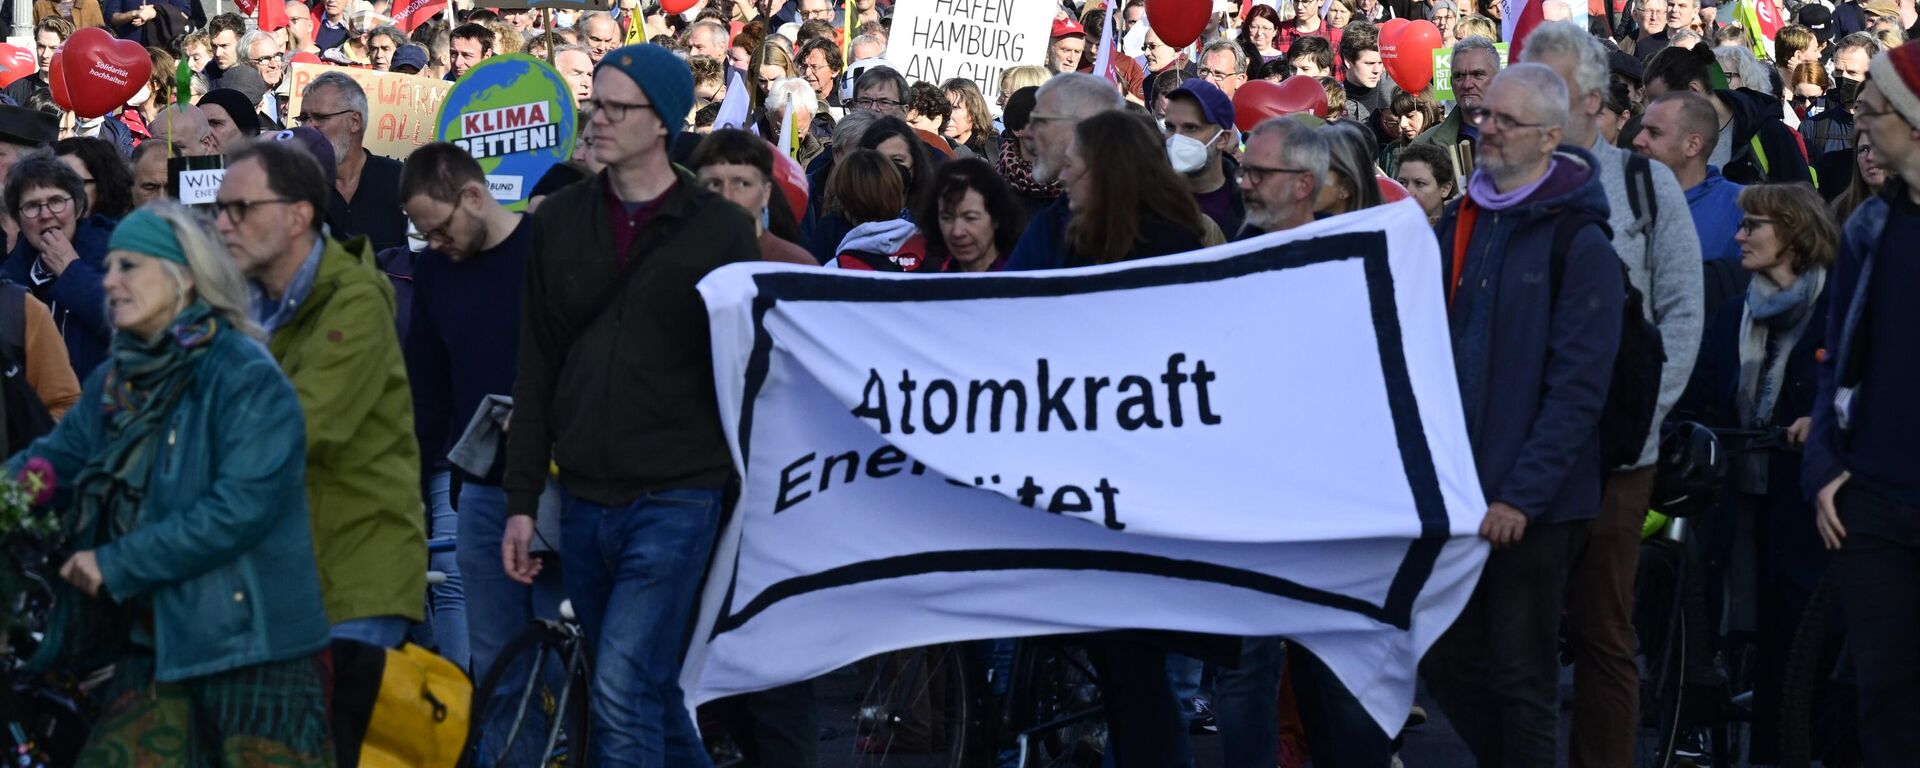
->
xmin=843 ymin=636 xmax=1110 ymax=768
xmin=461 ymin=550 xmax=589 ymax=768
xmin=1777 ymin=567 xmax=1861 ymax=768
xmin=0 ymin=531 xmax=93 ymax=767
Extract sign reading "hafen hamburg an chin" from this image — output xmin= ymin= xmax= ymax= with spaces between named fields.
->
xmin=436 ymin=54 xmax=577 ymax=211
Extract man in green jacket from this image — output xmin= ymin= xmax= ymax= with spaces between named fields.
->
xmin=502 ymin=44 xmax=760 ymax=766
xmin=1414 ymin=35 xmax=1502 ymax=182
xmin=214 ymin=140 xmax=427 ymax=646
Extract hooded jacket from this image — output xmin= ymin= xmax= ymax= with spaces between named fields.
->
xmin=833 ymin=217 xmax=934 ymax=271
xmin=1715 ymin=87 xmax=1813 ymax=187
xmin=1436 ymin=147 xmax=1624 ymax=524
xmin=267 ymin=235 xmax=426 ymax=625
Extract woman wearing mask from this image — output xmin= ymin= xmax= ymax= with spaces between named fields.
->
xmin=1394 ymin=141 xmax=1457 ymax=225
xmin=12 ymin=202 xmax=332 ymax=765
xmin=916 ymin=158 xmax=1024 ymax=272
xmin=858 ymin=116 xmax=936 ymax=214
xmin=828 ymin=149 xmax=933 ymax=271
xmin=1673 ymin=183 xmax=1836 ymax=764
xmin=691 ymin=129 xmax=819 ymax=266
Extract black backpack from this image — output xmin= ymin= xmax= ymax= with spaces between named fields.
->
xmin=1549 ymin=202 xmax=1667 ymax=471
xmin=0 ymin=284 xmax=55 ymax=458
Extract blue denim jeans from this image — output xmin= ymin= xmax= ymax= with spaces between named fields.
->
xmin=427 ymin=470 xmax=469 ymax=670
xmin=1214 ymin=635 xmax=1287 ymax=768
xmin=561 ymin=486 xmax=723 ymax=768
xmin=460 ymin=482 xmax=568 ymax=767
xmin=331 ymin=615 xmax=412 ymax=647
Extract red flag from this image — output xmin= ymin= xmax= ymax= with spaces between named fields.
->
xmin=393 ymin=0 xmax=447 ymax=33
xmin=257 ymin=0 xmax=290 ymax=33
xmin=234 ymin=0 xmax=258 ymax=16
xmin=1503 ymin=0 xmax=1545 ymax=62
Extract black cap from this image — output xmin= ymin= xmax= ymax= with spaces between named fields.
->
xmin=1799 ymin=4 xmax=1833 ymax=41
xmin=1002 ymin=86 xmax=1040 ymax=132
xmin=1609 ymin=49 xmax=1645 ymax=83
xmin=200 ymin=89 xmax=262 ymax=137
xmin=0 ymin=104 xmax=56 ymax=147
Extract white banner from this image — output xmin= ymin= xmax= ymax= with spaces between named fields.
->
xmin=884 ymin=0 xmax=1053 ymax=102
xmin=683 ymin=201 xmax=1490 ymax=732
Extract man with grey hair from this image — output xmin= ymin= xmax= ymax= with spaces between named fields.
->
xmin=848 ymin=33 xmax=887 ymax=62
xmin=1523 ymin=22 xmax=1703 ymax=768
xmin=1213 ymin=116 xmax=1396 ymax=767
xmin=242 ymin=30 xmax=288 ymax=123
xmin=850 ymin=65 xmax=909 ymax=119
xmin=1422 ymin=62 xmax=1625 ymax=768
xmin=1197 ymin=39 xmax=1249 ymax=99
xmin=366 ymin=25 xmax=408 ymax=70
xmin=577 ymin=11 xmax=621 ymax=62
xmin=766 ymin=77 xmax=825 ymax=165
xmin=1414 ymin=35 xmax=1500 ymax=179
xmin=553 ymin=44 xmax=593 ymax=106
xmin=1004 ymin=73 xmax=1121 ymax=269
xmin=686 ymin=19 xmax=731 ymax=59
xmin=300 ymin=71 xmax=407 ymax=251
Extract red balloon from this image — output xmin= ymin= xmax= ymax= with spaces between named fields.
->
xmin=661 ymin=0 xmax=699 ymax=13
xmin=1377 ymin=174 xmax=1409 ymax=203
xmin=1382 ymin=20 xmax=1442 ymax=93
xmin=48 ymin=27 xmax=152 ymax=119
xmin=772 ymin=146 xmax=809 ymax=228
xmin=1232 ymin=76 xmax=1329 ymax=131
xmin=0 ymin=44 xmax=32 ymax=89
xmin=1147 ymin=0 xmax=1210 ymax=48
xmin=1380 ymin=17 xmax=1409 ymax=38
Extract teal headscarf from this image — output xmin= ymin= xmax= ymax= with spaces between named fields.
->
xmin=107 ymin=208 xmax=187 ymax=266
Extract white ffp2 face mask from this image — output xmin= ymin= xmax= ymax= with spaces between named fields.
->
xmin=1166 ymin=127 xmax=1221 ymax=174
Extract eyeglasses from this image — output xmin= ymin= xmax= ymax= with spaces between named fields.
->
xmin=252 ymin=52 xmax=286 ymax=66
xmin=295 ymin=108 xmax=355 ymax=125
xmin=412 ymin=201 xmax=463 ymax=246
xmin=799 ymin=61 xmax=834 ymax=75
xmin=1197 ymin=66 xmax=1244 ymax=81
xmin=17 ymin=195 xmax=71 ymax=219
xmin=799 ymin=8 xmax=834 ymax=19
xmin=1854 ymin=102 xmax=1906 ymax=126
xmin=1240 ymin=164 xmax=1314 ymax=186
xmin=1736 ymin=215 xmax=1774 ymax=235
xmin=1460 ymin=106 xmax=1550 ymax=132
xmin=213 ymin=197 xmax=295 ymax=224
xmin=853 ymin=97 xmax=904 ymax=110
xmin=586 ymin=97 xmax=655 ymax=122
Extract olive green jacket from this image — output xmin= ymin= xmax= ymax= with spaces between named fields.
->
xmin=267 ymin=235 xmax=425 ymax=625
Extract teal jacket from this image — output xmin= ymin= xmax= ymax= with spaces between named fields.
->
xmin=9 ymin=325 xmax=330 ymax=682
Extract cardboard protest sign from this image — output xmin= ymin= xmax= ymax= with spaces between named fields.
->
xmin=1430 ymin=42 xmax=1509 ymax=101
xmin=286 ymin=63 xmax=452 ymax=160
xmin=436 ymin=54 xmax=577 ymax=211
xmin=169 ymin=156 xmax=224 ymax=207
xmin=884 ymin=0 xmax=1054 ymax=101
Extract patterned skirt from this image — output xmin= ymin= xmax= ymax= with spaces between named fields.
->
xmin=76 ymin=653 xmax=335 ymax=768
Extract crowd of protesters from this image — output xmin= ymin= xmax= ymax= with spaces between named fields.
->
xmin=0 ymin=0 xmax=1917 ymax=765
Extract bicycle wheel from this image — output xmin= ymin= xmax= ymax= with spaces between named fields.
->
xmin=1008 ymin=641 xmax=1106 ymax=768
xmin=847 ymin=644 xmax=981 ymax=766
xmin=1778 ymin=569 xmax=1861 ymax=768
xmin=1635 ymin=537 xmax=1687 ymax=768
xmin=465 ymin=622 xmax=590 ymax=768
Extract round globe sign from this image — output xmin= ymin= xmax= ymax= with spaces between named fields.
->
xmin=435 ymin=53 xmax=577 ymax=212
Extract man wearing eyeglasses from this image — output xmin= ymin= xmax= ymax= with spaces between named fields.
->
xmin=396 ymin=143 xmax=540 ymax=747
xmin=284 ymin=0 xmax=321 ymax=56
xmin=241 ymin=30 xmax=288 ymax=125
xmin=212 ymin=138 xmax=427 ymax=655
xmin=1423 ymin=63 xmax=1625 ymax=768
xmin=797 ymin=37 xmax=844 ymax=118
xmin=301 ymin=71 xmax=409 ymax=252
xmin=502 ymin=44 xmax=759 ymax=768
xmin=1197 ymin=40 xmax=1248 ymax=100
xmin=1805 ymin=42 xmax=1920 ymax=767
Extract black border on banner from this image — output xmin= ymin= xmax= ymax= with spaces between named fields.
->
xmin=711 ymin=231 xmax=1450 ymax=637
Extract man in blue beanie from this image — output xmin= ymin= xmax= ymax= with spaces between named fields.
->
xmin=501 ymin=44 xmax=761 ymax=767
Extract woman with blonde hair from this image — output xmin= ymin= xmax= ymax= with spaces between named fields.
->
xmin=11 ymin=200 xmax=332 ymax=764
xmin=996 ymin=65 xmax=1050 ymax=110
xmin=749 ymin=41 xmax=798 ymax=123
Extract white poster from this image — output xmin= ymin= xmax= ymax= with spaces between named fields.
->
xmin=884 ymin=0 xmax=1054 ymax=102
xmin=683 ymin=200 xmax=1490 ymax=732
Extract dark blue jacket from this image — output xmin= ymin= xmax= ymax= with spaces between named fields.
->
xmin=1716 ymin=87 xmax=1813 ymax=187
xmin=1435 ymin=148 xmax=1624 ymax=524
xmin=1804 ymin=180 xmax=1920 ymax=505
xmin=1675 ymin=281 xmax=1831 ymax=591
xmin=2 ymin=214 xmax=116 ymax=378
xmin=404 ymin=217 xmax=529 ymax=484
xmin=1005 ymin=198 xmax=1073 ymax=272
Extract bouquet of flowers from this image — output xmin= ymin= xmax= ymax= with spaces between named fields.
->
xmin=0 ymin=458 xmax=57 ymax=542
xmin=1 ymin=457 xmax=60 ymax=638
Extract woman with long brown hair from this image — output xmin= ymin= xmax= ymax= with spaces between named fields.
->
xmin=1055 ymin=111 xmax=1224 ymax=267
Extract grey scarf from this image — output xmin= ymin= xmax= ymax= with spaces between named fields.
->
xmin=1732 ymin=266 xmax=1825 ymax=493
